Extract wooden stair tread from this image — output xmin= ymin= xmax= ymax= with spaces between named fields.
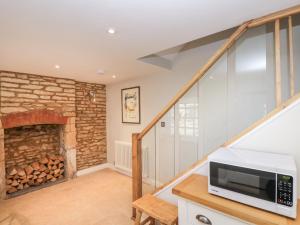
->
xmin=133 ymin=194 xmax=178 ymax=225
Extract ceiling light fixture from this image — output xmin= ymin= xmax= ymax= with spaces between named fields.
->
xmin=107 ymin=28 xmax=116 ymax=34
xmin=112 ymin=75 xmax=117 ymax=79
xmin=96 ymin=69 xmax=105 ymax=75
xmin=54 ymin=64 xmax=60 ymax=69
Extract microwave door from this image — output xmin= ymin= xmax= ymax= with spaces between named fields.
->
xmin=210 ymin=162 xmax=276 ymax=202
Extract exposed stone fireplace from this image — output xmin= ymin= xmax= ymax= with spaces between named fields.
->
xmin=0 ymin=71 xmax=107 ymax=199
xmin=0 ymin=109 xmax=77 ymax=198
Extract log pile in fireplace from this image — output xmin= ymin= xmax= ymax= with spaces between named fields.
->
xmin=6 ymin=154 xmax=65 ymax=194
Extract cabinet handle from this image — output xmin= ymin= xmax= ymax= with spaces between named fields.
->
xmin=196 ymin=215 xmax=212 ymax=225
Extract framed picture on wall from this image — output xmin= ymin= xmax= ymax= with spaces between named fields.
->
xmin=121 ymin=86 xmax=141 ymax=124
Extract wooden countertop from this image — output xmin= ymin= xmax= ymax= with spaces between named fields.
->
xmin=172 ymin=174 xmax=300 ymax=225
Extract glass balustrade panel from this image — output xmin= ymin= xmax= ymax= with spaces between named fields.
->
xmin=141 ymin=126 xmax=156 ymax=194
xmin=198 ymin=53 xmax=228 ymax=156
xmin=227 ymin=24 xmax=276 ymax=139
xmin=154 ymin=106 xmax=175 ymax=188
xmin=174 ymin=84 xmax=199 ymax=174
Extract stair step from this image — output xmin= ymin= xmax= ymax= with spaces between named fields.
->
xmin=133 ymin=194 xmax=178 ymax=225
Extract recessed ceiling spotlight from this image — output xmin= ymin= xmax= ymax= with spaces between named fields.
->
xmin=112 ymin=75 xmax=117 ymax=79
xmin=54 ymin=64 xmax=60 ymax=69
xmin=107 ymin=28 xmax=116 ymax=34
xmin=96 ymin=69 xmax=105 ymax=75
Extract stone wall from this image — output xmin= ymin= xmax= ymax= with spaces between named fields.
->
xmin=0 ymin=71 xmax=107 ymax=172
xmin=0 ymin=72 xmax=76 ymax=199
xmin=5 ymin=124 xmax=60 ymax=169
xmin=75 ymin=82 xmax=107 ymax=170
xmin=0 ymin=71 xmax=76 ymax=117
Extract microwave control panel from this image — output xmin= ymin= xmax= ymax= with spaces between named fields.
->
xmin=277 ymin=174 xmax=293 ymax=207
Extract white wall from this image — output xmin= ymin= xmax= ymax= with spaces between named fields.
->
xmin=231 ymin=96 xmax=300 ymax=197
xmin=106 ymin=34 xmax=228 ymax=165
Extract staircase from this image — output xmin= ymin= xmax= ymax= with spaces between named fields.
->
xmin=131 ymin=5 xmax=300 ymax=223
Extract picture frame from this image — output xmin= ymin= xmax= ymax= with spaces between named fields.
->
xmin=121 ymin=86 xmax=141 ymax=124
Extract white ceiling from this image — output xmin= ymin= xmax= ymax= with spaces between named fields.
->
xmin=0 ymin=0 xmax=299 ymax=84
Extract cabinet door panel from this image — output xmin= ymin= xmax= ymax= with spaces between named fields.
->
xmin=186 ymin=201 xmax=252 ymax=225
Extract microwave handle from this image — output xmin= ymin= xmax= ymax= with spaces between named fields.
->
xmin=196 ymin=214 xmax=212 ymax=225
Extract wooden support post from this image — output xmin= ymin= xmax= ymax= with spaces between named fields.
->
xmin=275 ymin=19 xmax=282 ymax=106
xmin=135 ymin=210 xmax=142 ymax=225
xmin=132 ymin=133 xmax=142 ymax=219
xmin=288 ymin=16 xmax=295 ymax=97
xmin=140 ymin=216 xmax=154 ymax=225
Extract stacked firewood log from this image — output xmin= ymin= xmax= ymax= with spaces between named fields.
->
xmin=6 ymin=154 xmax=65 ymax=194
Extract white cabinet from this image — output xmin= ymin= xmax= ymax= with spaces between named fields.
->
xmin=178 ymin=198 xmax=253 ymax=225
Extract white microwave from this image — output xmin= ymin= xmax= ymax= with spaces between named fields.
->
xmin=208 ymin=148 xmax=297 ymax=218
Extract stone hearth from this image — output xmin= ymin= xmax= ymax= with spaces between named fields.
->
xmin=0 ymin=109 xmax=77 ymax=199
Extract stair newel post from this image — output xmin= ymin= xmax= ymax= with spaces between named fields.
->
xmin=132 ymin=133 xmax=142 ymax=219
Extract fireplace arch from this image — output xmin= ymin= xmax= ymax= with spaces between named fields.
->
xmin=1 ymin=109 xmax=68 ymax=129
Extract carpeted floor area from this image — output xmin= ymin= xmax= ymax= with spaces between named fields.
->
xmin=0 ymin=169 xmax=135 ymax=225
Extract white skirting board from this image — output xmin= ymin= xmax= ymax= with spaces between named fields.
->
xmin=76 ymin=163 xmax=140 ymax=179
xmin=76 ymin=162 xmax=160 ymax=189
xmin=76 ymin=163 xmax=114 ymax=176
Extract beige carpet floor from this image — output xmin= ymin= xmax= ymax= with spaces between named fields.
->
xmin=0 ymin=169 xmax=136 ymax=225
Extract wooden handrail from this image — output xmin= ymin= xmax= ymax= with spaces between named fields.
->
xmin=137 ymin=4 xmax=300 ymax=140
xmin=137 ymin=21 xmax=250 ymax=140
xmin=248 ymin=4 xmax=300 ymax=28
xmin=132 ymin=4 xmax=300 ymax=219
